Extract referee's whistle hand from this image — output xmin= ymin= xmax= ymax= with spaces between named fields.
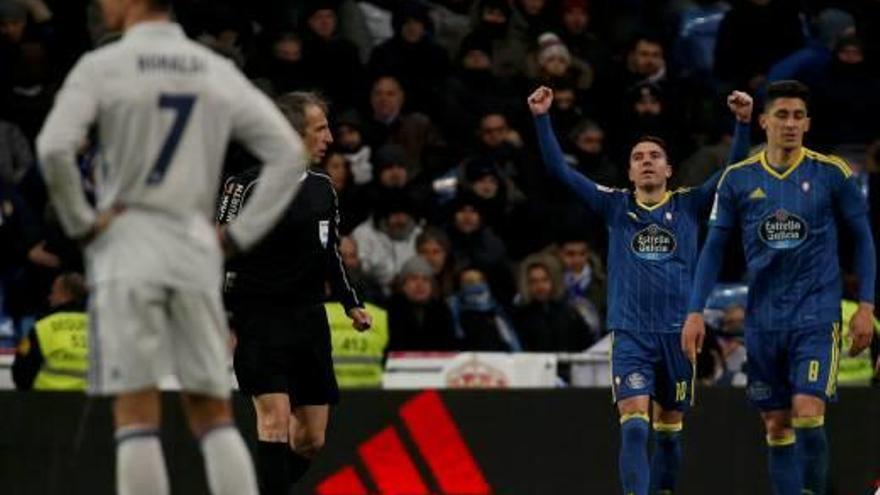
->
xmin=681 ymin=313 xmax=705 ymax=364
xmin=348 ymin=307 xmax=372 ymax=332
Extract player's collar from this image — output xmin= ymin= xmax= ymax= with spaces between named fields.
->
xmin=634 ymin=190 xmax=671 ymax=211
xmin=124 ymin=21 xmax=185 ymax=40
xmin=759 ymin=147 xmax=806 ymax=180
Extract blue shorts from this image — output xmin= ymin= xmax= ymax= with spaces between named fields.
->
xmin=744 ymin=322 xmax=841 ymax=412
xmin=611 ymin=329 xmax=694 ymax=412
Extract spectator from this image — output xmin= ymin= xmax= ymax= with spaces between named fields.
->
xmin=547 ymin=83 xmax=588 ymax=142
xmin=387 ymin=256 xmax=458 ymax=352
xmin=12 ymin=272 xmax=88 ymax=390
xmin=565 ymin=119 xmax=626 ymax=188
xmin=300 ymin=1 xmax=365 ymax=108
xmin=558 ymin=0 xmax=611 ymax=82
xmin=368 ymin=1 xmax=450 ymax=114
xmin=813 ymin=35 xmax=880 ymax=147
xmin=459 ymin=0 xmax=529 ymax=78
xmin=321 ymin=149 xmax=361 ymax=234
xmin=469 ymin=112 xmax=529 ymax=190
xmin=363 ymin=75 xmax=447 ymax=179
xmin=557 ymin=236 xmax=605 ymax=340
xmin=714 ymin=0 xmax=805 ymax=91
xmin=617 ymin=82 xmax=693 ymax=164
xmin=440 ymin=34 xmax=520 ymax=148
xmin=0 ymin=118 xmax=32 ymax=185
xmin=351 ymin=190 xmax=423 ymax=295
xmin=527 ymin=32 xmax=594 ymax=93
xmin=247 ymin=30 xmax=312 ymax=94
xmin=334 ymin=109 xmax=373 ymax=185
xmin=416 ymin=227 xmax=456 ymax=298
xmin=512 ymin=253 xmax=593 ymax=352
xmin=338 ymin=236 xmax=385 ymax=305
xmin=351 ymin=144 xmax=429 ymax=227
xmin=0 ymin=0 xmax=57 ymax=141
xmin=446 ymin=191 xmax=515 ymax=305
xmin=460 ymin=156 xmax=540 ymax=259
xmin=448 ymin=265 xmax=521 ymax=351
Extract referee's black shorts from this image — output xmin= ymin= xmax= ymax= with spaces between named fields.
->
xmin=230 ymin=301 xmax=339 ymax=405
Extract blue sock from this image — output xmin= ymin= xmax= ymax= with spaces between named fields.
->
xmin=650 ymin=423 xmax=683 ymax=494
xmin=619 ymin=413 xmax=651 ymax=495
xmin=767 ymin=434 xmax=800 ymax=495
xmin=794 ymin=417 xmax=828 ymax=495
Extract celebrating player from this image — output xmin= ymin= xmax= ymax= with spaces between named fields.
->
xmin=683 ymin=80 xmax=876 ymax=495
xmin=35 ymin=1 xmax=308 ymax=494
xmin=529 ymin=85 xmax=751 ymax=495
xmin=218 ymin=91 xmax=372 ymax=495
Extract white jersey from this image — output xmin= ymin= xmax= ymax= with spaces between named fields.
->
xmin=37 ymin=21 xmax=306 ymax=290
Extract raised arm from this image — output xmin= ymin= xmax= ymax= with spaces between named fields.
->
xmin=695 ymin=91 xmax=753 ymax=207
xmin=529 ymin=86 xmax=614 ymax=217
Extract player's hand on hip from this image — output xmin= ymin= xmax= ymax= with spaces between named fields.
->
xmin=348 ymin=307 xmax=372 ymax=332
xmin=727 ymin=90 xmax=753 ymax=123
xmin=681 ymin=313 xmax=706 ymax=364
xmin=527 ymin=86 xmax=554 ymax=116
xmin=80 ymin=203 xmax=125 ymax=246
xmin=848 ymin=303 xmax=875 ymax=356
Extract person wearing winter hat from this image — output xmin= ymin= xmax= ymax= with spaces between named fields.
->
xmin=351 ymin=189 xmax=423 ymax=294
xmin=387 ymin=255 xmax=459 ymax=351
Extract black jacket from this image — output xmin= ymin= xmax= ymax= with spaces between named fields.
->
xmin=218 ymin=168 xmax=361 ymax=312
xmin=512 ymin=300 xmax=593 ymax=352
xmin=387 ymin=295 xmax=458 ymax=352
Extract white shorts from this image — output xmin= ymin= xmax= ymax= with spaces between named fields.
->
xmin=88 ymin=281 xmax=232 ymax=398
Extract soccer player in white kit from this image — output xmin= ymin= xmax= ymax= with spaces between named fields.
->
xmin=35 ymin=1 xmax=308 ymax=494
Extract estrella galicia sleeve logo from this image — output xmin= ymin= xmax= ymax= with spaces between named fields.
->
xmin=759 ymin=209 xmax=808 ymax=249
xmin=631 ymin=224 xmax=677 ymax=261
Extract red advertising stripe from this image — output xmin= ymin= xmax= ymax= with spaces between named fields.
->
xmin=358 ymin=426 xmax=430 ymax=495
xmin=315 ymin=465 xmax=368 ymax=495
xmin=400 ymin=391 xmax=491 ymax=495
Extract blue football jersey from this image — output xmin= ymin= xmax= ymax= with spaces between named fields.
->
xmin=595 ymin=187 xmax=707 ymax=333
xmin=710 ymin=148 xmax=868 ymax=331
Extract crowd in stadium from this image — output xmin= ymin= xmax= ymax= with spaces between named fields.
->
xmin=1 ymin=0 xmax=879 ymax=385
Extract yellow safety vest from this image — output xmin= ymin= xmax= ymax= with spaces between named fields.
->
xmin=33 ymin=312 xmax=88 ymax=391
xmin=838 ymin=300 xmax=880 ymax=386
xmin=326 ymin=302 xmax=388 ymax=388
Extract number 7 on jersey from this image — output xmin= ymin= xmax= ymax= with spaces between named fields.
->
xmin=147 ymin=93 xmax=196 ymax=186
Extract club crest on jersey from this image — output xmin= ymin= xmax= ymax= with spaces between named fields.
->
xmin=631 ymin=223 xmax=676 ymax=261
xmin=801 ymin=181 xmax=811 ymax=193
xmin=759 ymin=209 xmax=808 ymax=249
xmin=319 ymin=220 xmax=330 ymax=248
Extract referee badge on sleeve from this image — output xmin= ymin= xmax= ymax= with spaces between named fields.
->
xmin=319 ymin=220 xmax=330 ymax=248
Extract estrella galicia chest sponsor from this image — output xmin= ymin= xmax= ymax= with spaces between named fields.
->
xmin=759 ymin=209 xmax=808 ymax=249
xmin=631 ymin=224 xmax=677 ymax=261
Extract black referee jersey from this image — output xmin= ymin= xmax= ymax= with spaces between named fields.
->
xmin=217 ymin=166 xmax=361 ymax=312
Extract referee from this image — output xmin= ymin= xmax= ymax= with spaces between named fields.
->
xmin=217 ymin=92 xmax=371 ymax=495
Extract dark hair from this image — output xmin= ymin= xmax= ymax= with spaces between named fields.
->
xmin=631 ymin=135 xmax=669 ymax=157
xmin=147 ymin=0 xmax=172 ymax=10
xmin=628 ymin=33 xmax=664 ymax=53
xmin=275 ymin=91 xmax=329 ymax=134
xmin=57 ymin=272 xmax=88 ymax=305
xmin=416 ymin=226 xmax=451 ymax=252
xmin=765 ymin=80 xmax=810 ymax=110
